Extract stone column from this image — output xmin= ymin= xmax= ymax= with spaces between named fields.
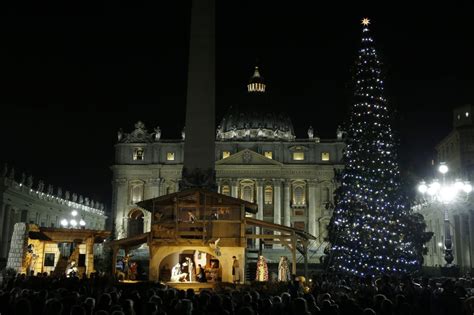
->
xmin=113 ymin=178 xmax=128 ymax=239
xmin=469 ymin=213 xmax=474 ymax=270
xmin=460 ymin=214 xmax=471 ymax=269
xmin=0 ymin=204 xmax=6 ymax=248
xmin=85 ymin=237 xmax=94 ymax=276
xmin=308 ymin=180 xmax=318 ymax=237
xmin=283 ymin=180 xmax=291 ymax=227
xmin=256 ymin=180 xmax=264 ymax=221
xmin=273 ymin=179 xmax=282 ymax=225
xmin=231 ymin=180 xmax=239 ymax=198
xmin=1 ymin=205 xmax=12 ymax=258
xmin=453 ymin=214 xmax=462 ymax=266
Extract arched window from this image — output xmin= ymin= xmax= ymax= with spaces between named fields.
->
xmin=322 ymin=187 xmax=330 ymax=204
xmin=292 ymin=182 xmax=306 ymax=206
xmin=129 ymin=181 xmax=144 ymax=204
xmin=128 ymin=208 xmax=144 ymax=237
xmin=264 ymin=185 xmax=273 ymax=205
xmin=240 ymin=180 xmax=255 ymax=203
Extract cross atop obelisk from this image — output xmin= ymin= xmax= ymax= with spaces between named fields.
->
xmin=179 ymin=0 xmax=216 ymax=190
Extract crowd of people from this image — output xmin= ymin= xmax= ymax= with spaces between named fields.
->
xmin=0 ymin=271 xmax=473 ymax=315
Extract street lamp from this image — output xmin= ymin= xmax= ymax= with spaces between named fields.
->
xmin=417 ymin=163 xmax=472 ymax=266
xmin=60 ymin=210 xmax=86 ymax=229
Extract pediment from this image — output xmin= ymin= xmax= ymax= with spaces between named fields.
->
xmin=216 ymin=149 xmax=282 ymax=166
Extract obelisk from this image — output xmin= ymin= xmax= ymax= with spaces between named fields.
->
xmin=180 ymin=0 xmax=216 ymax=190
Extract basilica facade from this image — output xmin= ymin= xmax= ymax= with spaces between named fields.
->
xmin=111 ymin=67 xmax=345 ymax=253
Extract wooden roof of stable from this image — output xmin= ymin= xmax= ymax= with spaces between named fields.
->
xmin=106 ymin=232 xmax=149 ymax=250
xmin=245 ymin=218 xmax=317 ymax=241
xmin=137 ymin=188 xmax=258 ymax=214
xmin=38 ymin=227 xmax=111 ymax=243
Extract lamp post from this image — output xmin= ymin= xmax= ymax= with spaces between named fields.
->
xmin=417 ymin=163 xmax=472 ymax=266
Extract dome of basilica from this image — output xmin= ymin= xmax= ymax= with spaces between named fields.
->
xmin=217 ymin=66 xmax=296 ymax=141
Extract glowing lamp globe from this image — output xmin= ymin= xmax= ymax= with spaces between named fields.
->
xmin=70 ymin=219 xmax=77 ymax=227
xmin=454 ymin=180 xmax=464 ymax=191
xmin=427 ymin=181 xmax=440 ymax=196
xmin=60 ymin=219 xmax=68 ymax=227
xmin=418 ymin=182 xmax=428 ymax=194
xmin=79 ymin=219 xmax=86 ymax=227
xmin=71 ymin=210 xmax=78 ymax=217
xmin=438 ymin=164 xmax=449 ymax=174
xmin=463 ymin=182 xmax=473 ymax=193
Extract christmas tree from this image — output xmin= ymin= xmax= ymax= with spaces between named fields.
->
xmin=327 ymin=18 xmax=422 ymax=276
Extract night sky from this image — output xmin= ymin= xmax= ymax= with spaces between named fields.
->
xmin=0 ymin=1 xmax=473 ymax=209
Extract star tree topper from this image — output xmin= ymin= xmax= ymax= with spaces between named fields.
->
xmin=361 ymin=18 xmax=370 ymax=26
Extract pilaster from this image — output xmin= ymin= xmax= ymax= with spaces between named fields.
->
xmin=283 ymin=180 xmax=291 ymax=227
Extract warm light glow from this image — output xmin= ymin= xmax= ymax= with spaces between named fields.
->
xmin=454 ymin=180 xmax=464 ymax=191
xmin=437 ymin=242 xmax=443 ymax=248
xmin=321 ymin=152 xmax=330 ymax=161
xmin=438 ymin=164 xmax=448 ymax=174
xmin=264 ymin=151 xmax=273 ymax=159
xmin=70 ymin=219 xmax=77 ymax=227
xmin=293 ymin=152 xmax=305 ymax=161
xmin=361 ymin=18 xmax=370 ymax=26
xmin=222 ymin=151 xmax=231 ymax=159
xmin=71 ymin=210 xmax=78 ymax=217
xmin=60 ymin=219 xmax=68 ymax=227
xmin=166 ymin=152 xmax=175 ymax=161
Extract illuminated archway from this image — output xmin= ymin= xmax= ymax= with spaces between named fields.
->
xmin=128 ymin=208 xmax=144 ymax=237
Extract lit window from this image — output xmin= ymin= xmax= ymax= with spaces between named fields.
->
xmin=321 ymin=152 xmax=330 ymax=161
xmin=293 ymin=184 xmax=306 ymax=206
xmin=167 ymin=152 xmax=175 ymax=161
xmin=264 ymin=151 xmax=273 ymax=159
xmin=133 ymin=148 xmax=144 ymax=161
xmin=293 ymin=152 xmax=305 ymax=161
xmin=222 ymin=151 xmax=231 ymax=159
xmin=221 ymin=185 xmax=230 ymax=196
xmin=264 ymin=186 xmax=273 ymax=205
xmin=240 ymin=180 xmax=255 ymax=203
xmin=466 ymin=112 xmax=470 ymax=117
xmin=130 ymin=183 xmax=144 ymax=204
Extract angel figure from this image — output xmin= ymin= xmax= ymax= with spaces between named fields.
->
xmin=209 ymin=238 xmax=221 ymax=257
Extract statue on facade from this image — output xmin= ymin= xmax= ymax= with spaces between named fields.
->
xmin=228 ymin=126 xmax=234 ymax=138
xmin=117 ymin=128 xmax=123 ymax=142
xmin=153 ymin=126 xmax=161 ymax=141
xmin=37 ymin=180 xmax=45 ymax=192
xmin=47 ymin=184 xmax=54 ymax=195
xmin=337 ymin=125 xmax=344 ymax=140
xmin=216 ymin=125 xmax=223 ymax=140
xmin=72 ymin=193 xmax=78 ymax=202
xmin=85 ymin=197 xmax=90 ymax=206
xmin=308 ymin=126 xmax=314 ymax=139
xmin=2 ymin=163 xmax=7 ymax=177
xmin=26 ymin=175 xmax=33 ymax=188
xmin=257 ymin=126 xmax=264 ymax=137
xmin=181 ymin=126 xmax=186 ymax=140
xmin=8 ymin=167 xmax=15 ymax=180
xmin=79 ymin=195 xmax=84 ymax=204
xmin=65 ymin=190 xmax=70 ymax=200
xmin=57 ymin=187 xmax=63 ymax=198
xmin=90 ymin=200 xmax=95 ymax=208
xmin=20 ymin=172 xmax=26 ymax=184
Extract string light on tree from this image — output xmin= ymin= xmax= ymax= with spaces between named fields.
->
xmin=326 ymin=18 xmax=431 ymax=276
